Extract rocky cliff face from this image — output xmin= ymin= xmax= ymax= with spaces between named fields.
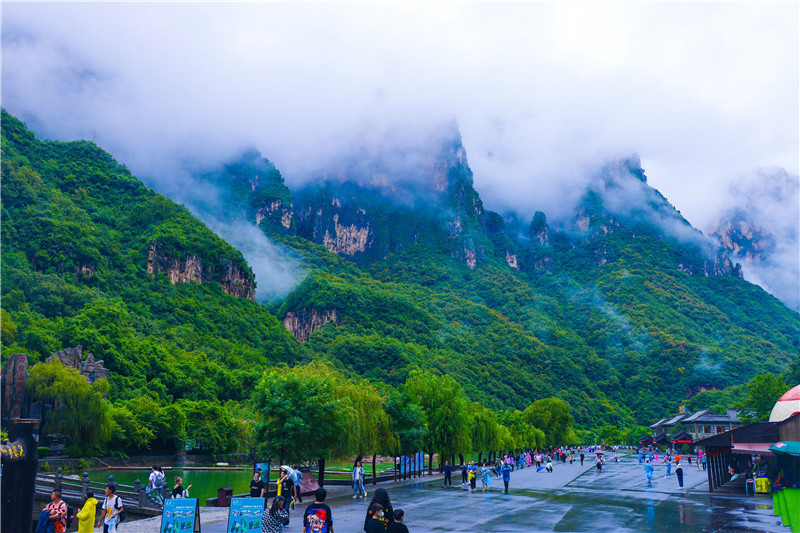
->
xmin=147 ymin=242 xmax=256 ymax=301
xmin=706 ymin=168 xmax=799 ymax=308
xmin=283 ymin=307 xmax=338 ymax=342
xmin=564 ymin=156 xmax=742 ymax=279
xmin=292 ymin=127 xmax=489 ymax=269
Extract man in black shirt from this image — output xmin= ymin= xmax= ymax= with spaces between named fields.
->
xmin=303 ymin=488 xmax=333 ymax=533
xmin=249 ymin=471 xmax=266 ymax=498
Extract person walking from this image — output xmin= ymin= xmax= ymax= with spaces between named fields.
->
xmin=96 ymin=484 xmax=124 ymax=533
xmin=701 ymin=455 xmax=707 ymax=471
xmin=443 ymin=461 xmax=452 ymax=486
xmin=353 ymin=461 xmax=366 ymax=499
xmin=676 ymin=463 xmax=684 ymax=488
xmin=303 ymin=488 xmax=334 ymax=533
xmin=580 ymin=452 xmax=585 ymax=466
xmin=76 ymin=490 xmax=98 ymax=533
xmin=364 ymin=503 xmax=386 ymax=533
xmin=501 ymin=462 xmax=512 ymax=492
xmin=261 ymin=495 xmax=289 ymax=533
xmin=480 ymin=463 xmax=492 ymax=490
xmin=467 ymin=461 xmax=478 ymax=492
xmin=645 ymin=460 xmax=654 ymax=487
xmin=387 ymin=509 xmax=409 ymax=533
xmin=666 ymin=460 xmax=672 ymax=478
xmin=147 ymin=465 xmax=166 ymax=505
xmin=460 ymin=462 xmax=468 ymax=484
xmin=44 ymin=490 xmax=68 ymax=533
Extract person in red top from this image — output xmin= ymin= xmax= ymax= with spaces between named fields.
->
xmin=44 ymin=490 xmax=68 ymax=533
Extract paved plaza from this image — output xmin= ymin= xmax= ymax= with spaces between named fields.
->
xmin=126 ymin=454 xmax=785 ymax=532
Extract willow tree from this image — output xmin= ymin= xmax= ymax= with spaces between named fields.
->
xmin=470 ymin=402 xmax=500 ymax=464
xmin=332 ymin=374 xmax=397 ymax=484
xmin=405 ymin=369 xmax=472 ymax=473
xmin=27 ymin=360 xmax=114 ymax=455
xmin=522 ymin=397 xmax=574 ymax=447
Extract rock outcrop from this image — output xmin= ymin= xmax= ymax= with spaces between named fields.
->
xmin=283 ymin=308 xmax=338 ymax=342
xmin=47 ymin=346 xmax=109 ymax=384
xmin=147 ymin=242 xmax=256 ymax=301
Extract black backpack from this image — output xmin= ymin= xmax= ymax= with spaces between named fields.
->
xmin=115 ymin=496 xmax=126 ymax=523
xmin=65 ymin=505 xmax=75 ymax=528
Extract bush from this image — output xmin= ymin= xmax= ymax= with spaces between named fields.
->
xmin=37 ymin=446 xmax=50 ymax=458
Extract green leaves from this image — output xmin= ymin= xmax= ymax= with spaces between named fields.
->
xmin=27 ymin=360 xmax=115 ymax=456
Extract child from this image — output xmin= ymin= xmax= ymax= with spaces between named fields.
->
xmin=365 ymin=503 xmax=385 ymax=533
xmin=387 ymin=509 xmax=409 ymax=533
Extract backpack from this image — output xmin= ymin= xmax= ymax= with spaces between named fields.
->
xmin=115 ymin=496 xmax=126 ymax=523
xmin=65 ymin=504 xmax=75 ymax=529
xmin=155 ymin=471 xmax=166 ymax=489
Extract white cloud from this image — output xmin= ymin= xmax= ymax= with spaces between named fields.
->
xmin=2 ymin=2 xmax=798 ymax=282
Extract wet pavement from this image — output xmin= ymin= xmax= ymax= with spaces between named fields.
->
xmin=136 ymin=454 xmax=786 ymax=532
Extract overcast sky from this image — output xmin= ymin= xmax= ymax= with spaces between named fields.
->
xmin=3 ymin=2 xmax=798 ymax=228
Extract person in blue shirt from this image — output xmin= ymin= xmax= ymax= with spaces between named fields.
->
xmin=501 ymin=463 xmax=512 ymax=492
xmin=645 ymin=460 xmax=654 ymax=486
xmin=467 ymin=462 xmax=479 ymax=492
xmin=443 ymin=461 xmax=452 ymax=486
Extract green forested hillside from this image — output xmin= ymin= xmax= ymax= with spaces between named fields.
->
xmin=1 ymin=110 xmax=304 ymax=454
xmin=2 ymin=110 xmax=798 ymax=459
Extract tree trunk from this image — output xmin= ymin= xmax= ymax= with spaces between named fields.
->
xmin=478 ymin=452 xmax=483 ymax=465
xmin=372 ymin=454 xmax=377 ymax=485
xmin=429 ymin=452 xmax=433 ymax=475
xmin=318 ymin=457 xmax=326 ymax=487
xmin=394 ymin=456 xmax=398 ymax=482
xmin=458 ymin=453 xmax=464 ymax=466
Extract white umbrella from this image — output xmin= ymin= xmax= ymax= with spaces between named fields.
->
xmin=769 ymin=384 xmax=800 ymax=422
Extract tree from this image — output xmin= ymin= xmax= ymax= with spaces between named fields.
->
xmin=405 ymin=370 xmax=472 ymax=472
xmin=469 ymin=402 xmax=500 ymax=462
xmin=252 ymin=362 xmax=349 ymax=465
xmin=378 ymin=384 xmax=426 ymax=456
xmin=26 ymin=360 xmax=114 ymax=456
xmin=522 ymin=397 xmax=574 ymax=447
xmin=598 ymin=425 xmax=620 ymax=445
xmin=736 ymin=374 xmax=788 ymax=423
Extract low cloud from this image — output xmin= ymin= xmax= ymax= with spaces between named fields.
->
xmin=2 ymin=3 xmax=797 ymax=300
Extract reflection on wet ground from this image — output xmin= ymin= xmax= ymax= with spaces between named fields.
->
xmin=323 ymin=455 xmax=783 ymax=532
xmin=203 ymin=454 xmax=785 ymax=532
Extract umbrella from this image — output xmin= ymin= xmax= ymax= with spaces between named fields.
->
xmin=595 ymin=451 xmax=604 ymax=455
xmin=769 ymin=385 xmax=800 ymax=422
xmin=770 ymin=441 xmax=800 ymax=456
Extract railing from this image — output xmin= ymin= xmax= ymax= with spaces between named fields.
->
xmin=35 ymin=468 xmax=165 ymax=515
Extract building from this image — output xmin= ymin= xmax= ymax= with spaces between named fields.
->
xmin=680 ymin=408 xmax=740 ymax=441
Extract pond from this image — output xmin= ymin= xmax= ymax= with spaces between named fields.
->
xmin=66 ymin=467 xmax=257 ymax=504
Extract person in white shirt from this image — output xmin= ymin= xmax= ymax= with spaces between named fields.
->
xmin=95 ymin=484 xmax=124 ymax=533
xmin=352 ymin=461 xmax=366 ymax=498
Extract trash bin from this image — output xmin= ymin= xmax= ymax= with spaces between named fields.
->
xmin=217 ymin=487 xmax=233 ymax=507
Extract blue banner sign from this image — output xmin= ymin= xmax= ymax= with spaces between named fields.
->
xmin=161 ymin=498 xmax=200 ymax=533
xmin=227 ymin=497 xmax=265 ymax=533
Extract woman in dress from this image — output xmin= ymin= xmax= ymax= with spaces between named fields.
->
xmin=480 ymin=462 xmax=492 ymax=489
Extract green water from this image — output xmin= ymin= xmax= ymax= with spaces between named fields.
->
xmin=66 ymin=467 xmax=257 ymax=504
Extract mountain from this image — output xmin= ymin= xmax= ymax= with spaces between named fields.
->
xmin=2 ymin=110 xmax=798 ymax=434
xmin=190 ymin=127 xmax=799 ymax=425
xmin=0 ymin=110 xmax=303 ymax=406
xmin=706 ymin=167 xmax=800 ymax=311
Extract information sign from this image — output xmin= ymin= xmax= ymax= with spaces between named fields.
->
xmin=161 ymin=498 xmax=200 ymax=533
xmin=227 ymin=497 xmax=265 ymax=533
